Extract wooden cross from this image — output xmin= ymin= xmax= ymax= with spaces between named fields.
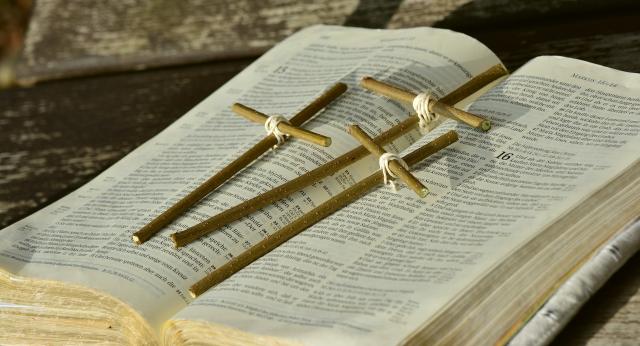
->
xmin=132 ymin=83 xmax=346 ymax=245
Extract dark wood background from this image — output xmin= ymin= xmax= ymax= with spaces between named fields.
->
xmin=1 ymin=0 xmax=638 ymax=344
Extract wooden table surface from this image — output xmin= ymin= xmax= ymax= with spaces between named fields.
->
xmin=1 ymin=1 xmax=638 ymax=344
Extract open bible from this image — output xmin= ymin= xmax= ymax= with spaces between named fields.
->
xmin=1 ymin=25 xmax=639 ymax=345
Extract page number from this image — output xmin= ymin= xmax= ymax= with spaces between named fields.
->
xmin=496 ymin=151 xmax=513 ymax=161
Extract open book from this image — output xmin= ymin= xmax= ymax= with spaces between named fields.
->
xmin=1 ymin=25 xmax=639 ymax=345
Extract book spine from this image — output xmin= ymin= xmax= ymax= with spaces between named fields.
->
xmin=509 ymin=218 xmax=640 ymax=346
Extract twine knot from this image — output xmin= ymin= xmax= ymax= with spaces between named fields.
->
xmin=379 ymin=152 xmax=409 ymax=192
xmin=412 ymin=92 xmax=438 ymax=129
xmin=264 ymin=115 xmax=290 ymax=147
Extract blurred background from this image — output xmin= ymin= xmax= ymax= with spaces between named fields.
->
xmin=0 ymin=1 xmax=638 ymax=343
xmin=0 ymin=0 xmax=30 ymax=86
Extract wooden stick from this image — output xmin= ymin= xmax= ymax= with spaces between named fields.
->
xmin=170 ymin=64 xmax=507 ymax=247
xmin=361 ymin=75 xmax=496 ymax=131
xmin=189 ymin=130 xmax=459 ymax=297
xmin=439 ymin=64 xmax=508 ymax=104
xmin=232 ymin=103 xmax=332 ymax=147
xmin=347 ymin=124 xmax=428 ymax=197
xmin=131 ymin=82 xmax=347 ymax=245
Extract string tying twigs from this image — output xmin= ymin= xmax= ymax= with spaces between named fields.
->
xmin=348 ymin=124 xmax=428 ymax=198
xmin=412 ymin=92 xmax=438 ymax=129
xmin=361 ymin=76 xmax=492 ymax=131
xmin=263 ymin=115 xmax=290 ymax=147
xmin=378 ymin=152 xmax=409 ymax=192
xmin=233 ymin=104 xmax=331 ymax=147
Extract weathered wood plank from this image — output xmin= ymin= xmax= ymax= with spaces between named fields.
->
xmin=14 ymin=0 xmax=640 ymax=84
xmin=473 ymin=13 xmax=640 ymax=72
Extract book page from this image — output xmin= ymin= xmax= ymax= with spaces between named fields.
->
xmin=0 ymin=25 xmax=500 ymax=332
xmin=171 ymin=56 xmax=640 ymax=345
